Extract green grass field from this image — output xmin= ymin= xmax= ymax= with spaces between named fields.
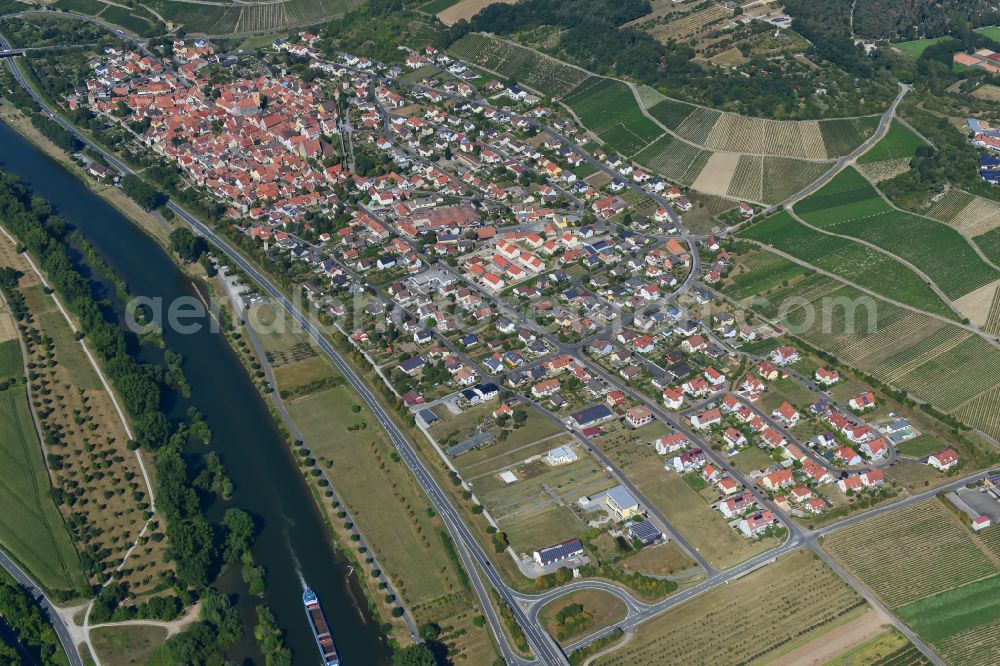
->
xmin=977 ymin=26 xmax=1000 ymax=42
xmin=894 ymin=36 xmax=953 ymax=58
xmin=0 ymin=339 xmax=22 ymax=379
xmin=857 ymin=120 xmax=927 ymax=164
xmin=739 ymin=211 xmax=955 ymax=317
xmin=0 ymin=385 xmax=85 ymax=593
xmin=564 ymin=78 xmax=663 ymax=156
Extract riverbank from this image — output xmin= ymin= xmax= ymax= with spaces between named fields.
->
xmin=0 ymin=100 xmax=175 ymax=248
xmin=0 ymin=116 xmax=393 ymax=664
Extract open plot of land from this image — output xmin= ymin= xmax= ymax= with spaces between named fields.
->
xmin=894 ymin=36 xmax=952 ymax=58
xmin=564 ymin=78 xmax=663 ymax=156
xmin=436 ymin=0 xmax=518 ymax=25
xmin=692 ymin=151 xmax=739 ymax=196
xmin=857 ymin=120 xmax=927 ymax=164
xmin=595 ymin=550 xmax=864 ymax=666
xmin=794 ymin=168 xmax=1000 ymax=301
xmin=739 ymin=211 xmax=955 ymax=317
xmin=92 ymin=625 xmax=168 ymax=666
xmin=620 ymin=540 xmax=696 ymax=577
xmin=823 ymin=499 xmax=1000 ymax=608
xmin=449 ymin=33 xmax=590 ymax=98
xmin=286 ymin=384 xmax=466 ymax=607
xmin=823 ymin=629 xmax=926 ymax=666
xmin=539 ymin=588 xmax=627 ymax=645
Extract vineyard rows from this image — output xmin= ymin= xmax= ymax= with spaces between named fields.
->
xmin=892 ymin=335 xmax=1000 ymax=411
xmin=796 ymin=169 xmax=1000 ymax=299
xmin=449 ymin=34 xmax=590 ymax=98
xmin=945 ymin=195 xmax=1000 ymax=237
xmin=704 ymin=114 xmax=829 ymax=159
xmin=824 ymin=500 xmax=999 ymax=608
xmin=674 ymin=106 xmax=722 ymax=145
xmin=762 ymin=157 xmax=833 ymax=203
xmin=563 ymin=78 xmax=662 ymax=155
xmin=646 ymin=5 xmax=732 ymax=42
xmin=818 ymin=116 xmax=881 ymax=157
xmin=956 ymin=387 xmax=1000 ymax=443
xmin=648 ymin=98 xmax=698 ymax=130
xmin=725 ymin=251 xmax=807 ymax=300
xmin=635 ymin=135 xmax=711 ymax=186
xmin=727 ymin=155 xmax=763 ymax=202
xmin=985 ymin=287 xmax=1000 ymax=336
xmin=867 ymin=327 xmax=968 ymax=384
xmin=926 ymin=190 xmax=976 ymax=223
xmin=937 ymin=617 xmax=1000 ymax=666
xmin=739 ymin=212 xmax=955 ymax=317
xmin=599 ymin=553 xmax=860 ymax=666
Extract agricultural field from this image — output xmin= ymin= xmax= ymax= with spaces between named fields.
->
xmin=818 ymin=116 xmax=881 ymax=157
xmin=857 ymin=120 xmax=927 ymax=164
xmin=738 ymin=211 xmax=956 ymax=317
xmin=419 ymin=0 xmax=461 ymax=13
xmin=448 ymin=33 xmax=591 ymax=98
xmin=927 ymin=189 xmax=1000 ymax=237
xmin=97 ymin=5 xmax=159 ymax=36
xmin=976 ymin=226 xmax=1000 ymax=266
xmin=92 ymin=625 xmax=168 ymax=666
xmin=595 ymin=550 xmax=865 ymax=666
xmin=644 ymin=4 xmax=733 ymax=44
xmin=674 ymin=106 xmax=722 ymax=145
xmin=824 ymin=629 xmax=927 ymax=666
xmin=725 ymin=250 xmax=807 ymax=300
xmin=722 ymin=155 xmax=834 ymax=203
xmin=704 ymin=114 xmax=830 ymax=159
xmin=896 ymin=434 xmax=949 ymax=457
xmin=762 ymin=156 xmax=834 ymax=203
xmin=646 ymin=97 xmax=699 ymax=131
xmin=823 ymin=499 xmax=1000 ymax=609
xmin=139 ymin=0 xmax=365 ymax=35
xmin=564 ymin=78 xmax=663 ymax=156
xmin=794 ymin=168 xmax=1000 ymax=300
xmin=958 ymin=387 xmax=1000 ymax=442
xmin=634 ymin=134 xmax=712 ymax=185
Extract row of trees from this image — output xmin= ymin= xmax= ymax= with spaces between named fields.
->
xmin=0 ymin=580 xmax=65 ymax=665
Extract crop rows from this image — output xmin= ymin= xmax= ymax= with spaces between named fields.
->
xmin=985 ymin=287 xmax=1000 ymax=336
xmin=674 ymin=107 xmax=722 ymax=145
xmin=893 ymin=335 xmax=1000 ymax=411
xmin=749 ymin=275 xmax=844 ymax=320
xmin=937 ymin=617 xmax=1000 ymax=666
xmin=635 ymin=135 xmax=710 ymax=185
xmin=563 ymin=78 xmax=662 ymax=155
xmin=824 ymin=500 xmax=999 ymax=608
xmin=896 ymin=434 xmax=948 ymax=458
xmin=449 ymin=34 xmax=590 ymax=98
xmin=762 ymin=157 xmax=834 ymax=204
xmin=976 ymin=526 xmax=1000 ymax=560
xmin=975 ymin=226 xmax=1000 ymax=266
xmin=727 ymin=155 xmax=763 ymax=202
xmin=833 ymin=311 xmax=933 ymax=368
xmin=857 ymin=120 xmax=927 ymax=164
xmin=600 ymin=554 xmax=860 ymax=666
xmin=868 ymin=327 xmax=968 ymax=383
xmin=702 ymin=115 xmax=828 ymax=159
xmin=236 ymin=3 xmax=289 ymax=32
xmin=739 ymin=212 xmax=955 ymax=318
xmin=797 ymin=169 xmax=1000 ymax=299
xmin=726 ymin=251 xmax=807 ymax=300
xmin=926 ymin=190 xmax=977 ymax=223
xmin=870 ymin=644 xmax=929 ymax=666
xmin=647 ymin=98 xmax=697 ymax=131
xmin=956 ymin=388 xmax=1000 ymax=443
xmin=818 ymin=116 xmax=881 ymax=157
xmin=636 ymin=85 xmax=666 ymax=109
xmin=680 ymin=149 xmax=712 ymax=185
xmin=946 ymin=195 xmax=1000 ymax=237
xmin=646 ymin=5 xmax=732 ymax=42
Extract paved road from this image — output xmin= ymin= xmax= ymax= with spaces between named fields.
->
xmin=0 ymin=549 xmax=83 ymax=666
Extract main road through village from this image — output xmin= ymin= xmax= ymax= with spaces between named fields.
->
xmin=0 ymin=22 xmax=958 ymax=666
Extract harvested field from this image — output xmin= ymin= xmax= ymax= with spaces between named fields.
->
xmin=972 ymin=83 xmax=1000 ymax=102
xmin=595 ymin=550 xmax=864 ymax=666
xmin=437 ymin=0 xmax=518 ymax=26
xmin=953 ymin=279 xmax=1000 ymax=328
xmin=823 ymin=499 xmax=999 ymax=609
xmin=692 ymin=151 xmax=739 ymax=196
xmin=768 ymin=607 xmax=890 ymax=666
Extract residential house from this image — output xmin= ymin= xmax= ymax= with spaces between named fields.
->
xmin=928 ymin=448 xmax=959 ymax=471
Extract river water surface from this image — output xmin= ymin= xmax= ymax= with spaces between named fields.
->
xmin=0 ymin=119 xmax=391 ymax=665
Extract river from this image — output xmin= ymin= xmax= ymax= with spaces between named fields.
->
xmin=0 ymin=119 xmax=392 ymax=665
